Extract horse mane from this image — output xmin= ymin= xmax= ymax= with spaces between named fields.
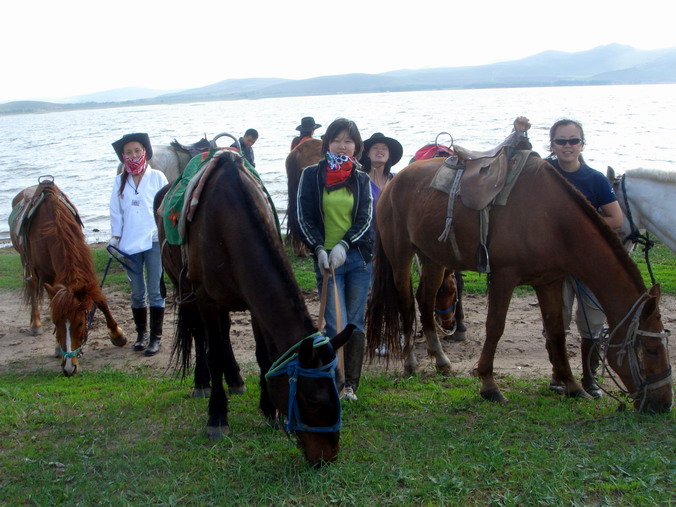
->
xmin=538 ymin=157 xmax=647 ymax=292
xmin=625 ymin=167 xmax=676 ymax=184
xmin=38 ymin=191 xmax=102 ymax=299
xmin=223 ymin=153 xmax=316 ymax=332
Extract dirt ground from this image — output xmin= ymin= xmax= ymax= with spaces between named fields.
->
xmin=1 ymin=287 xmax=675 ymax=386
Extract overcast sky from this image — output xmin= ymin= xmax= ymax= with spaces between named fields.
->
xmin=2 ymin=0 xmax=675 ymax=103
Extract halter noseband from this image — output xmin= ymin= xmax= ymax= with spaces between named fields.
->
xmin=600 ymin=293 xmax=671 ymax=409
xmin=266 ymin=333 xmax=342 ymax=433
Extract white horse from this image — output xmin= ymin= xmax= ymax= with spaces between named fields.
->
xmin=607 ymin=167 xmax=676 ymax=254
xmin=116 ymin=132 xmax=239 ymax=183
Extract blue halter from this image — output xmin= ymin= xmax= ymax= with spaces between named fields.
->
xmin=266 ymin=333 xmax=342 ymax=433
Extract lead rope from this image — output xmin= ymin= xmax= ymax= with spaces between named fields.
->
xmin=317 ymin=266 xmax=344 ymax=391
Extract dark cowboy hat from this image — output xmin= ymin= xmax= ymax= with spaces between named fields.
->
xmin=112 ymin=133 xmax=153 ymax=162
xmin=363 ymin=132 xmax=403 ymax=165
xmin=296 ymin=116 xmax=322 ymax=132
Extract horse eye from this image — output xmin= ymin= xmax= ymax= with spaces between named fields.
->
xmin=644 ymin=348 xmax=659 ymax=356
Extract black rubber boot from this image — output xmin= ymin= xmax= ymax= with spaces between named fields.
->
xmin=145 ymin=307 xmax=164 ymax=356
xmin=581 ymin=338 xmax=603 ymax=398
xmin=131 ymin=307 xmax=148 ymax=352
xmin=343 ymin=330 xmax=366 ymax=397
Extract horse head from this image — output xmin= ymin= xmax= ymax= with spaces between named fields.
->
xmin=45 ymin=282 xmax=95 ymax=377
xmin=433 ymin=271 xmax=458 ymax=334
xmin=606 ymin=284 xmax=672 ymax=413
xmin=266 ymin=324 xmax=354 ymax=466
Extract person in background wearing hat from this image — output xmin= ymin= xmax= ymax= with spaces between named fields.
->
xmin=231 ymin=128 xmax=258 ymax=167
xmin=296 ymin=118 xmax=373 ymax=402
xmin=290 ymin=116 xmax=322 ymax=151
xmin=360 ymin=132 xmax=403 ymax=208
xmin=110 ymin=133 xmax=168 ymax=356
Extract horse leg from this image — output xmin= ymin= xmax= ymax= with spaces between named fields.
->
xmin=534 ymin=281 xmax=588 ymax=399
xmin=475 ymin=278 xmax=516 ymax=403
xmin=27 ymin=277 xmax=42 ymax=336
xmin=451 ymin=271 xmax=467 ymax=342
xmin=188 ymin=308 xmax=211 ymax=398
xmin=95 ymin=298 xmax=127 ymax=347
xmin=251 ymin=317 xmax=280 ymax=427
xmin=219 ymin=312 xmax=246 ymax=395
xmin=416 ymin=258 xmax=452 ymax=375
xmin=200 ymin=303 xmax=230 ymax=440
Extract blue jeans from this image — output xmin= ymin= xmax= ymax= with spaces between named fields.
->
xmin=126 ymin=242 xmax=165 ymax=309
xmin=314 ymin=248 xmax=372 ymax=339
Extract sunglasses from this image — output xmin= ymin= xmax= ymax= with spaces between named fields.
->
xmin=553 ymin=138 xmax=582 ymax=146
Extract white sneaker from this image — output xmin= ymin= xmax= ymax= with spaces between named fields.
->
xmin=342 ymin=386 xmax=358 ymax=402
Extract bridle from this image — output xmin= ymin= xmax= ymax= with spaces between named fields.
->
xmin=434 ymin=299 xmax=458 ymax=336
xmin=596 ymin=293 xmax=671 ymax=410
xmin=618 ymin=173 xmax=656 ymax=285
xmin=266 ymin=333 xmax=342 ymax=433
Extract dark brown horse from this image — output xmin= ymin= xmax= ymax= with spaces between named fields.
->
xmin=156 ymin=151 xmax=352 ymax=465
xmin=285 ymin=138 xmax=322 ymax=257
xmin=10 ymin=180 xmax=126 ymax=376
xmin=366 ymin=152 xmax=672 ymax=413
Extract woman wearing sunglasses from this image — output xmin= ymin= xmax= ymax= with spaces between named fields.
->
xmin=545 ymin=118 xmax=623 ymax=399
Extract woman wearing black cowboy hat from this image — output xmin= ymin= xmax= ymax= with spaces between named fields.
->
xmin=290 ymin=116 xmax=322 ymax=151
xmin=360 ymin=132 xmax=403 ymax=200
xmin=109 ymin=133 xmax=168 ymax=356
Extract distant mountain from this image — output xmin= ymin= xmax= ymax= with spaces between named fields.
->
xmin=63 ymin=87 xmax=185 ymax=103
xmin=2 ymin=44 xmax=676 ymax=115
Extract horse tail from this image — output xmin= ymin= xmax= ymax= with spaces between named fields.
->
xmin=365 ymin=231 xmax=415 ymax=362
xmin=169 ymin=303 xmax=196 ymax=379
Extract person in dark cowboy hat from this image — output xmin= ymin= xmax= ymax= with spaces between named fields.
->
xmin=290 ymin=116 xmax=322 ymax=151
xmin=109 ymin=133 xmax=168 ymax=356
xmin=360 ymin=132 xmax=403 ymax=200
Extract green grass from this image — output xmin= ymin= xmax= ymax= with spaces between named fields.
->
xmin=0 ymin=369 xmax=673 ymax=504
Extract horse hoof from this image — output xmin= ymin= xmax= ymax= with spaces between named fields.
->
xmin=481 ymin=388 xmax=508 ymax=403
xmin=435 ymin=364 xmax=453 ymax=376
xmin=30 ymin=327 xmax=42 ymax=337
xmin=206 ymin=424 xmax=230 ymax=440
xmin=228 ymin=385 xmax=247 ymax=395
xmin=450 ymin=331 xmax=466 ymax=342
xmin=193 ymin=387 xmax=211 ymax=398
xmin=110 ymin=328 xmax=127 ymax=347
xmin=548 ymin=381 xmax=565 ymax=395
xmin=583 ymin=382 xmax=603 ymax=399
xmin=569 ymin=389 xmax=592 ymax=400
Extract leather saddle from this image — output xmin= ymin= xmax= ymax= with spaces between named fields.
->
xmin=170 ymin=137 xmax=211 ymax=158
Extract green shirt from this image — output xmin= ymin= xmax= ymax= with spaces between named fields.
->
xmin=322 ymin=187 xmax=353 ymax=250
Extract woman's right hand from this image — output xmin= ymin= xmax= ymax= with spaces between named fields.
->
xmin=108 ymin=237 xmax=120 ymax=249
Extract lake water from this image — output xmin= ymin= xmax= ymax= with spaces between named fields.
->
xmin=1 ymin=84 xmax=675 ymax=246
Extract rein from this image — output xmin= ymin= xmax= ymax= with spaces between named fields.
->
xmin=265 ymin=333 xmax=342 ymax=433
xmin=620 ymin=173 xmax=656 ymax=285
xmin=596 ymin=293 xmax=671 ymax=410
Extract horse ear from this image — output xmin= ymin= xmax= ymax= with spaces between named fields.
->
xmin=606 ymin=166 xmax=616 ymax=182
xmin=330 ymin=324 xmax=357 ymax=351
xmin=642 ymin=284 xmax=662 ymax=320
xmin=44 ymin=283 xmax=58 ymax=299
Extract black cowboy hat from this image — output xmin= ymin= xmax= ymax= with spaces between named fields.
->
xmin=296 ymin=117 xmax=322 ymax=132
xmin=363 ymin=132 xmax=403 ymax=165
xmin=112 ymin=132 xmax=153 ymax=162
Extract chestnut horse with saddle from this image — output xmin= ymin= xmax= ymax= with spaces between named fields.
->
xmin=367 ymin=124 xmax=672 ymax=413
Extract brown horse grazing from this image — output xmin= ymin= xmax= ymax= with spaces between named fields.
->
xmin=156 ymin=151 xmax=351 ymax=465
xmin=10 ymin=180 xmax=126 ymax=376
xmin=285 ymin=138 xmax=322 ymax=257
xmin=366 ymin=153 xmax=672 ymax=413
